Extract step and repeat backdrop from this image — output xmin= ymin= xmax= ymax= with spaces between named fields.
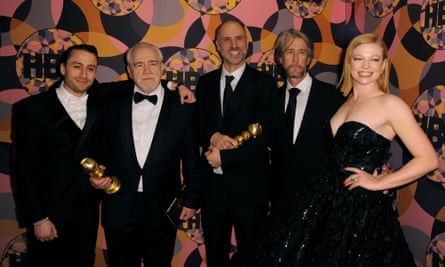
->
xmin=1 ymin=0 xmax=445 ymax=266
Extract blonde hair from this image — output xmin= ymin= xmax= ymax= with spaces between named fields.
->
xmin=337 ymin=33 xmax=390 ymax=96
xmin=274 ymin=29 xmax=313 ymax=65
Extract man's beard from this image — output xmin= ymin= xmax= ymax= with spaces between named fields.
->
xmin=223 ymin=49 xmax=247 ymax=66
xmin=287 ymin=72 xmax=305 ymax=79
xmin=284 ymin=63 xmax=307 ymax=79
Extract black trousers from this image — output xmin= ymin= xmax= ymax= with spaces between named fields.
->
xmin=26 ymin=211 xmax=99 ymax=267
xmin=201 ymin=174 xmax=269 ymax=267
xmin=104 ymin=193 xmax=177 ymax=267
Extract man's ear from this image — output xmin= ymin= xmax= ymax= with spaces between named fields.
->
xmin=60 ymin=64 xmax=66 ymax=76
xmin=126 ymin=65 xmax=133 ymax=79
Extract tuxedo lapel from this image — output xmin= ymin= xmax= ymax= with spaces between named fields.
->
xmin=278 ymin=85 xmax=286 ymax=115
xmin=277 ymin=85 xmax=294 ymax=150
xmin=44 ymin=89 xmax=79 ymax=132
xmin=120 ymin=89 xmax=139 ymax=165
xmin=295 ymin=82 xmax=323 ymax=143
xmin=210 ymin=69 xmax=224 ymax=127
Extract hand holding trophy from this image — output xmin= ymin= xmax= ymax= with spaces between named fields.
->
xmin=205 ymin=123 xmax=262 ymax=168
xmin=233 ymin=123 xmax=262 ymax=146
xmin=80 ymin=157 xmax=121 ymax=194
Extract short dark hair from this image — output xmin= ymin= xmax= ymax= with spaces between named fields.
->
xmin=59 ymin=44 xmax=98 ymax=66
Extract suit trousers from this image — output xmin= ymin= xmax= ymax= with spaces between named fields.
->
xmin=104 ymin=193 xmax=177 ymax=267
xmin=201 ymin=173 xmax=269 ymax=267
xmin=26 ymin=211 xmax=99 ymax=267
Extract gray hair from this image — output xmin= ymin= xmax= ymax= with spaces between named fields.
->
xmin=126 ymin=42 xmax=163 ymax=65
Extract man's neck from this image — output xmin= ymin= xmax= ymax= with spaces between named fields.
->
xmin=223 ymin=62 xmax=245 ymax=73
xmin=287 ymin=73 xmax=308 ymax=88
xmin=61 ymin=81 xmax=87 ymax=98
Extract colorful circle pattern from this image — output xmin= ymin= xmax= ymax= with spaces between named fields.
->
xmin=15 ymin=29 xmax=83 ymax=94
xmin=90 ymin=0 xmax=142 ymax=16
xmin=163 ymin=48 xmax=221 ymax=91
xmin=186 ymin=0 xmax=241 ymax=14
xmin=2 ymin=1 xmax=445 ymax=267
xmin=420 ymin=0 xmax=445 ymax=50
xmin=283 ymin=0 xmax=327 ymax=18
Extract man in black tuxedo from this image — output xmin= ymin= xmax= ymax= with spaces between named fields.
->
xmin=196 ymin=20 xmax=278 ymax=267
xmin=12 ymin=44 xmax=104 ymax=267
xmin=90 ymin=42 xmax=200 ymax=267
xmin=269 ymin=29 xmax=345 ymax=208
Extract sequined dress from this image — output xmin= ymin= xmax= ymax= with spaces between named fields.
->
xmin=230 ymin=121 xmax=416 ymax=267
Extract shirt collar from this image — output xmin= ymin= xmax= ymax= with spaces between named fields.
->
xmin=222 ymin=63 xmax=246 ymax=82
xmin=134 ymin=82 xmax=164 ymax=102
xmin=57 ymin=81 xmax=88 ymax=102
xmin=286 ymin=73 xmax=312 ymax=93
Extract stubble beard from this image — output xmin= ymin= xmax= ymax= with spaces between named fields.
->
xmin=223 ymin=49 xmax=247 ymax=67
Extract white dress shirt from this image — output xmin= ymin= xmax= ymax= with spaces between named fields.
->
xmin=56 ymin=82 xmax=88 ymax=129
xmin=132 ymin=84 xmax=164 ymax=192
xmin=220 ymin=64 xmax=246 ymax=115
xmin=213 ymin=64 xmax=246 ymax=174
xmin=285 ymin=74 xmax=313 ymax=143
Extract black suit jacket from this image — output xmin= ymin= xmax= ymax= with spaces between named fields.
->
xmin=98 ymin=80 xmax=200 ymax=231
xmin=270 ymin=78 xmax=345 ymax=203
xmin=11 ymin=82 xmax=108 ymax=228
xmin=196 ymin=65 xmax=278 ymax=205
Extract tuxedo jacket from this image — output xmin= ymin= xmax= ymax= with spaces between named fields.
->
xmin=11 ymin=81 xmax=109 ymax=228
xmin=270 ymin=78 xmax=345 ymax=202
xmin=98 ymin=80 xmax=200 ymax=231
xmin=196 ymin=65 xmax=278 ymax=205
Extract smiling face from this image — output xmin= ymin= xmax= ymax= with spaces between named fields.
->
xmin=215 ymin=21 xmax=248 ymax=72
xmin=350 ymin=43 xmax=386 ymax=88
xmin=127 ymin=45 xmax=163 ymax=94
xmin=60 ymin=49 xmax=97 ymax=97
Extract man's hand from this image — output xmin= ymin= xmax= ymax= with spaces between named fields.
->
xmin=89 ymin=165 xmax=112 ymax=190
xmin=34 ymin=219 xmax=58 ymax=242
xmin=89 ymin=176 xmax=112 ymax=190
xmin=179 ymin=207 xmax=197 ymax=221
xmin=176 ymin=83 xmax=196 ymax=104
xmin=210 ymin=132 xmax=238 ymax=150
xmin=205 ymin=147 xmax=222 ymax=168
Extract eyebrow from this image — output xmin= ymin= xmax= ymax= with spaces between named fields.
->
xmin=70 ymin=61 xmax=97 ymax=67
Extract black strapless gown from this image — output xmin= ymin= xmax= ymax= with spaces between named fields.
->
xmin=230 ymin=121 xmax=416 ymax=267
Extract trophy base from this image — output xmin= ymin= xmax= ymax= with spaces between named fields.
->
xmin=104 ymin=176 xmax=120 ymax=194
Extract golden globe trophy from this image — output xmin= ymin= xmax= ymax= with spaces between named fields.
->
xmin=233 ymin=123 xmax=262 ymax=146
xmin=80 ymin=157 xmax=121 ymax=194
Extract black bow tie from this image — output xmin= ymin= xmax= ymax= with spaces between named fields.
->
xmin=133 ymin=92 xmax=157 ymax=105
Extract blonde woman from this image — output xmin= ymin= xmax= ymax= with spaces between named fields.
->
xmin=230 ymin=33 xmax=438 ymax=266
